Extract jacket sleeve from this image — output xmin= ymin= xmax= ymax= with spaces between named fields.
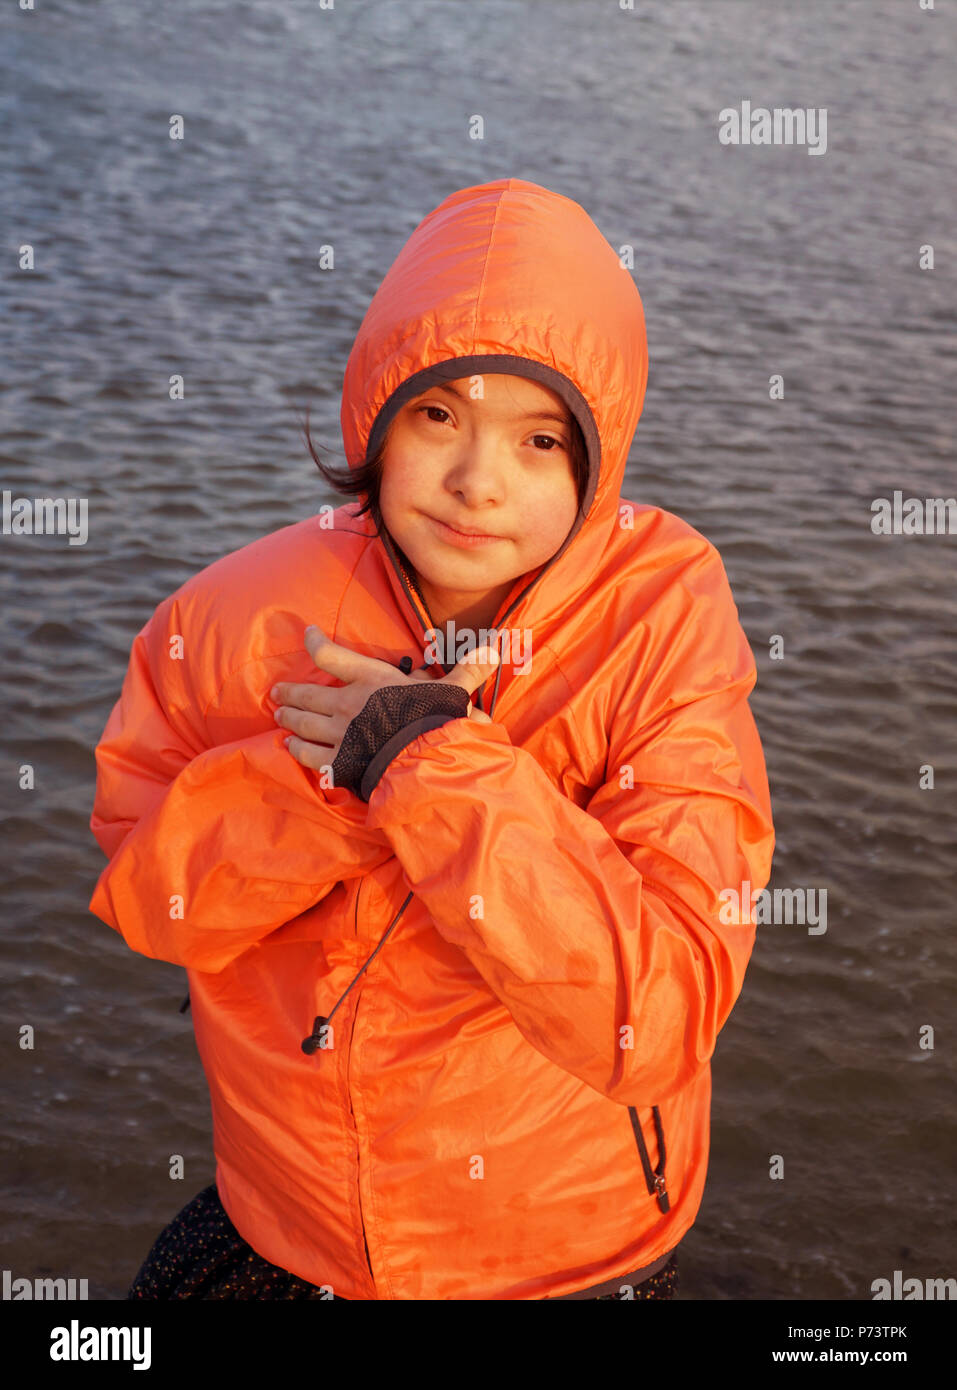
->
xmin=364 ymin=547 xmax=775 ymax=1107
xmin=88 ymin=602 xmax=394 ymax=973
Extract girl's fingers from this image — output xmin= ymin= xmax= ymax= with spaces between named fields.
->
xmin=276 ymin=705 xmax=337 ymax=744
xmin=272 ymin=681 xmax=336 ymax=714
xmin=284 ymin=735 xmax=335 ymax=771
xmin=304 ymin=626 xmax=399 ymax=683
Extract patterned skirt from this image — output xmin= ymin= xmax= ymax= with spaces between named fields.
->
xmin=127 ymin=1183 xmax=678 ymax=1301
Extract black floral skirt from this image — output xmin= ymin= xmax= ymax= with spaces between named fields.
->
xmin=127 ymin=1183 xmax=678 ymax=1301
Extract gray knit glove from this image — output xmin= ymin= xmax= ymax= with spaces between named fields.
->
xmin=331 ymin=683 xmax=471 ymax=802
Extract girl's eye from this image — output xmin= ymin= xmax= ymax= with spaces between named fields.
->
xmin=415 ymin=406 xmax=565 ymax=453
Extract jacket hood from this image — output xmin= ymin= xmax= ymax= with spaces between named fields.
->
xmin=340 ymin=177 xmax=649 ymax=642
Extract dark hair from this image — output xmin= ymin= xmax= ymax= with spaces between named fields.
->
xmin=299 ymin=401 xmax=591 ymax=539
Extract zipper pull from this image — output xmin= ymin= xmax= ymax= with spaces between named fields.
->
xmin=653 ymin=1174 xmax=670 ymax=1213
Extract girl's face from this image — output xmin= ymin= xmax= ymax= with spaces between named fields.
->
xmin=378 ymin=373 xmax=580 ymax=633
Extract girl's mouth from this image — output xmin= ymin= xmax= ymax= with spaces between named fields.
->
xmin=427 ymin=515 xmax=506 ymax=547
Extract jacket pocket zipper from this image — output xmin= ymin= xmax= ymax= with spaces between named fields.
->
xmin=627 ymin=1105 xmax=670 ymax=1213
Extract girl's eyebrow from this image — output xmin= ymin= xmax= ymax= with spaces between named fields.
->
xmin=426 ymin=380 xmax=570 ymax=427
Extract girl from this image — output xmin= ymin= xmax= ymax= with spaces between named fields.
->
xmin=89 ymin=177 xmax=775 ymax=1300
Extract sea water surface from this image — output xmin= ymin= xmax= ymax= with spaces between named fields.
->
xmin=1 ymin=0 xmax=955 ymax=1299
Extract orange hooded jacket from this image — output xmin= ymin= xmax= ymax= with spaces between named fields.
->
xmin=88 ymin=177 xmax=775 ymax=1300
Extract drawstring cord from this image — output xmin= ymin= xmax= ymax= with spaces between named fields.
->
xmin=301 ymin=889 xmax=414 ymax=1054
xmin=178 ymin=647 xmax=505 ymax=1027
xmin=299 ymin=640 xmax=506 ymax=1055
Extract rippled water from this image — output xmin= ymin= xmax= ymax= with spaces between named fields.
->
xmin=2 ymin=0 xmax=955 ymax=1300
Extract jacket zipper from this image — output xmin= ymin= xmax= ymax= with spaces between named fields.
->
xmin=346 ymin=877 xmax=376 ymax=1289
xmin=627 ymin=1105 xmax=670 ymax=1213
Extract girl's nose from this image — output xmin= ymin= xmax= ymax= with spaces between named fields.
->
xmin=445 ymin=439 xmax=507 ymax=504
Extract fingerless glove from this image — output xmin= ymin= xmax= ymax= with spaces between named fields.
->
xmin=331 ymin=683 xmax=472 ymax=802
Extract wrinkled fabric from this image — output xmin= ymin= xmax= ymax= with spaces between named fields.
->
xmin=89 ymin=177 xmax=775 ymax=1300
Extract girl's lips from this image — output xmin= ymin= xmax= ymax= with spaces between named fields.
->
xmin=427 ymin=514 xmax=506 ymax=547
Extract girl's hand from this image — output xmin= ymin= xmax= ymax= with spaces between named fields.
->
xmin=272 ymin=625 xmax=497 ymax=771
